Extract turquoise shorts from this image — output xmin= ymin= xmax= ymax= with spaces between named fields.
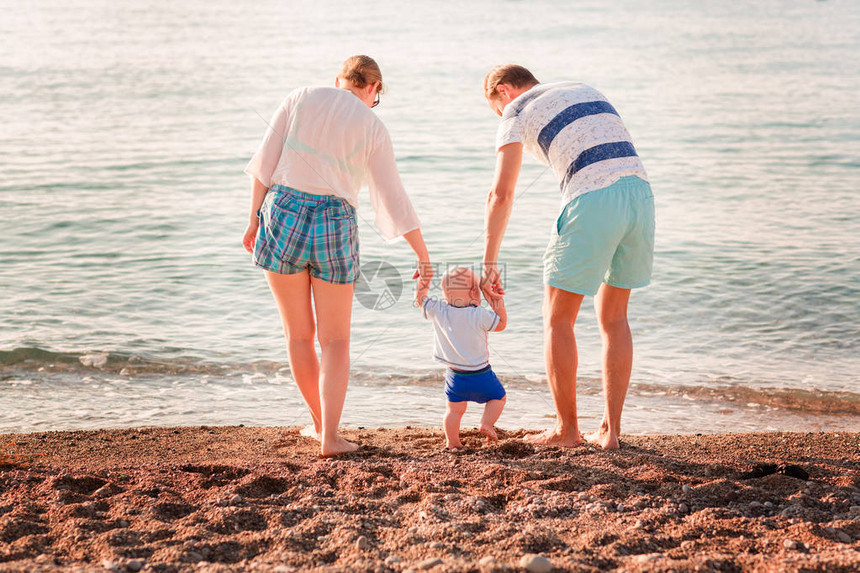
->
xmin=544 ymin=176 xmax=655 ymax=296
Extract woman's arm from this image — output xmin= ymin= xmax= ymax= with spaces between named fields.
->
xmin=242 ymin=97 xmax=290 ymax=253
xmin=403 ymin=228 xmax=433 ymax=306
xmin=366 ymin=127 xmax=423 ymax=240
xmin=364 ymin=125 xmax=432 ymax=304
xmin=242 ymin=177 xmax=269 ymax=253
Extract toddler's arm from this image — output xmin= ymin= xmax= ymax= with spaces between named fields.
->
xmin=420 ymin=295 xmax=434 ymax=321
xmin=490 ymin=293 xmax=507 ymax=332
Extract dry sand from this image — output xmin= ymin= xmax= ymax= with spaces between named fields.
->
xmin=1 ymin=426 xmax=858 ymax=572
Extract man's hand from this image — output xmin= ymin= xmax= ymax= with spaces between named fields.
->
xmin=242 ymin=218 xmax=260 ymax=253
xmin=412 ymin=261 xmax=434 ymax=307
xmin=481 ymin=262 xmax=505 ymax=303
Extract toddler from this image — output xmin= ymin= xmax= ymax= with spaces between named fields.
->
xmin=421 ymin=267 xmax=507 ymax=449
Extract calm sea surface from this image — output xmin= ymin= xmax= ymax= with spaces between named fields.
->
xmin=1 ymin=0 xmax=858 ymax=434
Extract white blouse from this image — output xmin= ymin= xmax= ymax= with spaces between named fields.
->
xmin=245 ymin=86 xmax=421 ymax=240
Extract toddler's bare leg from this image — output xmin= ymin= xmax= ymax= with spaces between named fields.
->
xmin=479 ymin=396 xmax=506 ymax=442
xmin=444 ymin=401 xmax=468 ymax=449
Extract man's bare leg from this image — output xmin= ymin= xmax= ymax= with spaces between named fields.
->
xmin=444 ymin=401 xmax=468 ymax=449
xmin=525 ymin=285 xmax=584 ymax=447
xmin=479 ymin=396 xmax=506 ymax=441
xmin=586 ymin=284 xmax=633 ymax=450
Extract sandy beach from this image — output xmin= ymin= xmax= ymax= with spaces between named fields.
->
xmin=1 ymin=427 xmax=858 ymax=572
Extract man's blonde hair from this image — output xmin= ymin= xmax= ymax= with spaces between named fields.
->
xmin=483 ymin=64 xmax=539 ymax=99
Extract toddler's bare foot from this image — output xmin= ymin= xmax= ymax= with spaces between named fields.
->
xmin=320 ymin=435 xmax=359 ymax=458
xmin=585 ymin=430 xmax=619 ymax=450
xmin=479 ymin=424 xmax=498 ymax=442
xmin=523 ymin=428 xmax=583 ymax=447
xmin=299 ymin=425 xmax=321 ymax=440
xmin=446 ymin=441 xmax=464 ymax=451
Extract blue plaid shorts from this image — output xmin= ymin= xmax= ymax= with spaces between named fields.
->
xmin=253 ymin=185 xmax=359 ymax=284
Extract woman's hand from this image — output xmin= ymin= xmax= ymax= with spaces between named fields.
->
xmin=481 ymin=261 xmax=505 ymax=303
xmin=412 ymin=261 xmax=434 ymax=307
xmin=242 ymin=217 xmax=260 ymax=253
xmin=401 ymin=229 xmax=433 ymax=307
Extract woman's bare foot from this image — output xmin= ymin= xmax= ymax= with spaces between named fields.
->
xmin=320 ymin=435 xmax=359 ymax=458
xmin=523 ymin=427 xmax=583 ymax=447
xmin=479 ymin=424 xmax=499 ymax=442
xmin=584 ymin=430 xmax=619 ymax=450
xmin=299 ymin=425 xmax=321 ymax=440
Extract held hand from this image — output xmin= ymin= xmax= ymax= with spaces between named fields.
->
xmin=242 ymin=218 xmax=260 ymax=253
xmin=412 ymin=260 xmax=434 ymax=307
xmin=481 ymin=262 xmax=505 ymax=303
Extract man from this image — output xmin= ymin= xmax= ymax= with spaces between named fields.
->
xmin=481 ymin=64 xmax=655 ymax=449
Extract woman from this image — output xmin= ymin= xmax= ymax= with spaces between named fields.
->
xmin=242 ymin=55 xmax=432 ymax=457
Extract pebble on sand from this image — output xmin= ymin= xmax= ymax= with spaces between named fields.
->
xmin=519 ymin=553 xmax=552 ymax=573
xmin=356 ymin=535 xmax=370 ymax=550
xmin=783 ymin=539 xmax=798 ymax=550
xmin=417 ymin=557 xmax=443 ymax=570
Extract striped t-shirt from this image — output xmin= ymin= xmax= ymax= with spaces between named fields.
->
xmin=495 ymin=82 xmax=648 ymax=207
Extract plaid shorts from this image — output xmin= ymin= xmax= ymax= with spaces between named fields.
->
xmin=253 ymin=185 xmax=359 ymax=284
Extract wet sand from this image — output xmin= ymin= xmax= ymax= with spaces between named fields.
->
xmin=1 ymin=427 xmax=858 ymax=572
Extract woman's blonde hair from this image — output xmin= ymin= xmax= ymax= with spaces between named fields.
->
xmin=483 ymin=64 xmax=539 ymax=99
xmin=339 ymin=55 xmax=385 ymax=95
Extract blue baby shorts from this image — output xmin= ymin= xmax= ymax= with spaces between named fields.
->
xmin=445 ymin=365 xmax=506 ymax=404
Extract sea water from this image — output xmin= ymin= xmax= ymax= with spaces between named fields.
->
xmin=1 ymin=0 xmax=858 ymax=434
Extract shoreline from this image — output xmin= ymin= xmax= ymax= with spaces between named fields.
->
xmin=1 ymin=427 xmax=858 ymax=572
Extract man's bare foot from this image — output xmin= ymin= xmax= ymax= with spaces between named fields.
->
xmin=320 ymin=435 xmax=359 ymax=458
xmin=523 ymin=428 xmax=583 ymax=447
xmin=479 ymin=424 xmax=499 ymax=442
xmin=299 ymin=425 xmax=321 ymax=440
xmin=584 ymin=430 xmax=619 ymax=450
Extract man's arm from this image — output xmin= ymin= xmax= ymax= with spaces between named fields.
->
xmin=482 ymin=142 xmax=523 ymax=301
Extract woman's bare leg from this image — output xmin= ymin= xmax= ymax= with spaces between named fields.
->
xmin=266 ymin=270 xmax=321 ymax=435
xmin=311 ymin=276 xmax=358 ymax=457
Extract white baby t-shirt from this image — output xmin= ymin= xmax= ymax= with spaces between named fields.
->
xmin=422 ymin=299 xmax=500 ymax=371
